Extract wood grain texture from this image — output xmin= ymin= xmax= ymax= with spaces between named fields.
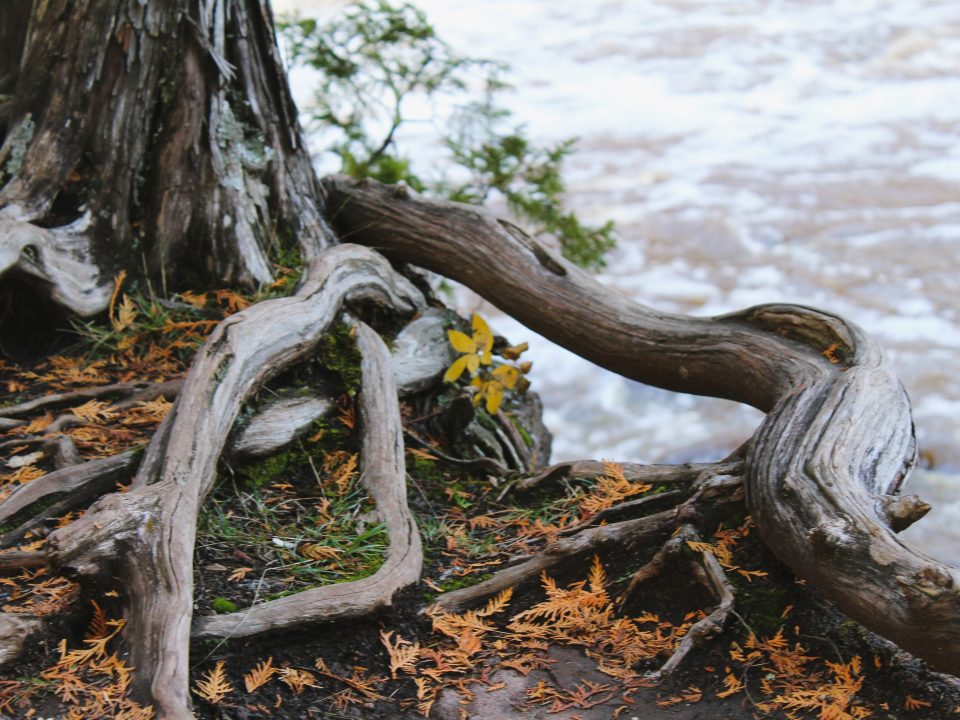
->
xmin=322 ymin=175 xmax=960 ymax=675
xmin=45 ymin=245 xmax=423 ymax=718
xmin=193 ymin=321 xmax=423 ymax=638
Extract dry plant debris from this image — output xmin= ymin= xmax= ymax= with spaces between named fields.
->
xmin=1 ymin=287 xmax=956 ymax=719
xmin=0 ymin=601 xmax=154 ymax=718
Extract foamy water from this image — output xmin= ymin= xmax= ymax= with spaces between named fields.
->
xmin=276 ymin=0 xmax=960 ymax=561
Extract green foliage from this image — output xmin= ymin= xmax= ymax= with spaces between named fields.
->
xmin=279 ymin=0 xmax=615 ymax=269
xmin=199 ymin=446 xmax=389 ymax=592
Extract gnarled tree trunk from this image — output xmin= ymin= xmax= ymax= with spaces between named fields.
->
xmin=0 ymin=1 xmax=957 ymax=717
xmin=0 ymin=0 xmax=330 ymax=314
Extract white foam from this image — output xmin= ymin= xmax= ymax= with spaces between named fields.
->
xmin=277 ymin=0 xmax=960 ymax=545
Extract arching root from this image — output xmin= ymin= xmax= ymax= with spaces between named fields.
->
xmin=37 ymin=245 xmax=423 ymax=719
xmin=193 ymin=321 xmax=422 ymax=638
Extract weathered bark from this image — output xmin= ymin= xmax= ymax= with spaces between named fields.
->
xmin=0 ymin=0 xmax=332 ymax=315
xmin=45 ymin=245 xmax=423 ymax=718
xmin=322 ymin=175 xmax=959 ymax=675
xmin=193 ymin=320 xmax=423 ymax=638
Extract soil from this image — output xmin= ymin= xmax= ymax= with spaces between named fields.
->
xmin=2 ymin=329 xmax=959 ymax=720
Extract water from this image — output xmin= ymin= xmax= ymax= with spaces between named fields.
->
xmin=276 ymin=0 xmax=960 ymax=561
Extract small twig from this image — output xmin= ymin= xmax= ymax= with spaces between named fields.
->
xmin=0 ymin=379 xmax=182 ymax=419
xmin=403 ymin=429 xmax=507 ymax=475
xmin=426 ymin=508 xmax=678 ymax=615
xmin=512 ymin=458 xmax=742 ymax=494
xmin=620 ymin=524 xmax=736 ymax=680
xmin=0 ymin=550 xmax=46 ymax=571
xmin=558 ymin=490 xmax=686 ymax=536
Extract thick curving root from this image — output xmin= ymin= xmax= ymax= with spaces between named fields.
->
xmin=193 ymin=320 xmax=422 ymax=638
xmin=322 ymin=174 xmax=960 ymax=676
xmin=33 ymin=244 xmax=424 ymax=719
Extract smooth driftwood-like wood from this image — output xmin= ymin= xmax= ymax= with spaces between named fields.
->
xmin=229 ymin=309 xmax=455 ymax=460
xmin=193 ymin=321 xmax=423 ymax=638
xmin=391 ymin=309 xmax=456 ymax=393
xmin=322 ymin=175 xmax=960 ymax=676
xmin=230 ymin=395 xmax=335 ymax=460
xmin=45 ymin=245 xmax=423 ymax=719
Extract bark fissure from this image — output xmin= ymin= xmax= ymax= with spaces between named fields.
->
xmin=1 ymin=2 xmax=957 ymax=715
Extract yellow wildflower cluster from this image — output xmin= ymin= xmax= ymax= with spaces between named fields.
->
xmin=443 ymin=314 xmax=531 ymax=414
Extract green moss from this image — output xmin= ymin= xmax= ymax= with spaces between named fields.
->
xmin=410 ymin=456 xmax=444 ymax=483
xmin=236 ymin=446 xmax=303 ymax=488
xmin=316 ymin=320 xmax=362 ymax=395
xmin=439 ymin=573 xmax=493 ymax=593
xmin=211 ymin=597 xmax=239 ymax=614
xmin=835 ymin=618 xmax=870 ymax=643
xmin=731 ymin=574 xmax=791 ymax=637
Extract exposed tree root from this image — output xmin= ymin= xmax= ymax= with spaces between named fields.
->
xmin=430 ymin=461 xmax=745 ymax=616
xmin=38 ymin=245 xmax=423 ymax=718
xmin=193 ymin=321 xmax=422 ymax=638
xmin=229 ymin=394 xmax=336 ymax=460
xmin=0 ymin=550 xmax=45 ymax=571
xmin=323 ymin=175 xmax=960 ymax=676
xmin=391 ymin=309 xmax=456 ymax=393
xmin=404 ymin=429 xmax=509 ymax=475
xmin=622 ymin=524 xmax=736 ymax=680
xmin=428 ymin=509 xmax=678 ymax=615
xmin=0 ymin=433 xmax=82 ymax=469
xmin=512 ymin=458 xmax=743 ymax=495
xmin=0 ymin=450 xmax=140 ymax=549
xmin=0 ymin=379 xmax=182 ymax=420
xmin=0 ymin=450 xmax=140 ymax=526
xmin=557 ymin=489 xmax=686 ymax=536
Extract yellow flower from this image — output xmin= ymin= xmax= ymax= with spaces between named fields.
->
xmin=471 ymin=364 xmax=520 ymax=414
xmin=443 ymin=314 xmax=494 ymax=383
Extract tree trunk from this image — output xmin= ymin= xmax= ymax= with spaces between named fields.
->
xmin=1 ymin=1 xmax=957 ymax=717
xmin=0 ymin=0 xmax=331 ymax=315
